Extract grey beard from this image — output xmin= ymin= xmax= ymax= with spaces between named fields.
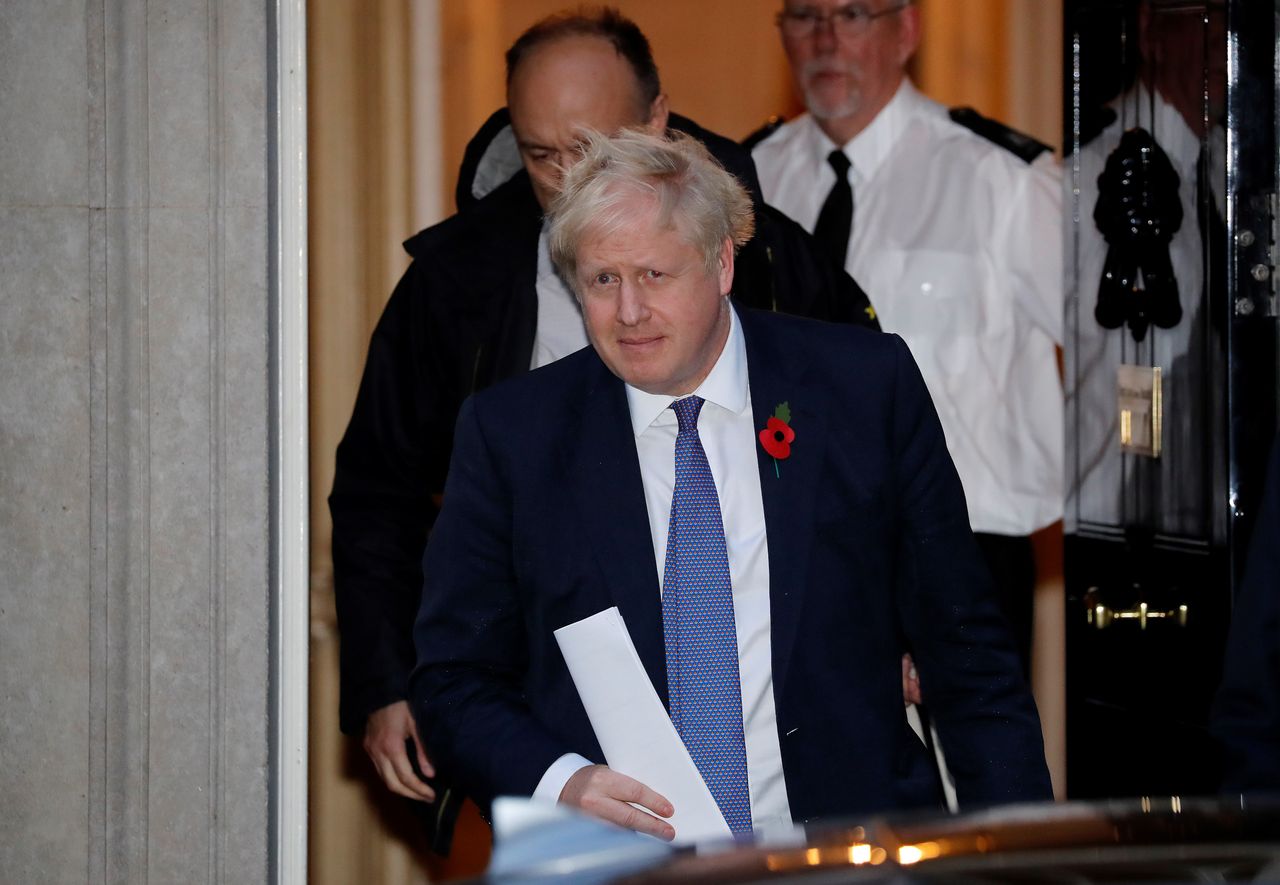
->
xmin=800 ymin=63 xmax=863 ymax=121
xmin=805 ymin=87 xmax=863 ymax=121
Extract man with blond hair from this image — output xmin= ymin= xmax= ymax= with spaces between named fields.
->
xmin=411 ymin=128 xmax=1050 ymax=839
xmin=329 ymin=8 xmax=874 ymax=833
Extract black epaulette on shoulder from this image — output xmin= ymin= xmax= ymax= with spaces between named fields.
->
xmin=949 ymin=107 xmax=1052 ymax=164
xmin=742 ymin=115 xmax=786 ymax=151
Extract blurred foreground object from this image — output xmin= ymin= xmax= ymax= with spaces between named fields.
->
xmin=479 ymin=796 xmax=1280 ymax=883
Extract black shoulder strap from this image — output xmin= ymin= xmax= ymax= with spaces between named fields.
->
xmin=948 ymin=107 xmax=1052 ymax=164
xmin=741 ymin=115 xmax=787 ymax=151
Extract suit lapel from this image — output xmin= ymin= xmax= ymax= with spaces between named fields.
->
xmin=567 ymin=361 xmax=669 ymax=704
xmin=741 ymin=312 xmax=824 ymax=696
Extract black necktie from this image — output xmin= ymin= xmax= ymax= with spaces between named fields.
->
xmin=812 ymin=150 xmax=853 ymax=268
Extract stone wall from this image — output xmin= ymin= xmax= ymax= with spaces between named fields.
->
xmin=0 ymin=0 xmax=275 ymax=880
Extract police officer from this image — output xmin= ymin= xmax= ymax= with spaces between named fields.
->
xmin=751 ymin=0 xmax=1063 ymax=676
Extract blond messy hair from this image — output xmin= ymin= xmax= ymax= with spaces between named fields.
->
xmin=547 ymin=128 xmax=755 ymax=291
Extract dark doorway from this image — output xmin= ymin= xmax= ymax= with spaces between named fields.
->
xmin=1063 ymin=0 xmax=1278 ymax=799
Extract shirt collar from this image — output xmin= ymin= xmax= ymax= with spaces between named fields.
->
xmin=804 ymin=78 xmax=921 ymax=183
xmin=625 ymin=304 xmax=749 ymax=436
xmin=1123 ymin=85 xmax=1201 ymax=174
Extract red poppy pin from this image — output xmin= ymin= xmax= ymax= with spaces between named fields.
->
xmin=759 ymin=402 xmax=795 ymax=477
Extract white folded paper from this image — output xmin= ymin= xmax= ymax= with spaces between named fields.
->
xmin=554 ymin=607 xmax=732 ymax=844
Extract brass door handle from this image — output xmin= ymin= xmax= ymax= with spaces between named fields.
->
xmin=1083 ymin=588 xmax=1188 ymax=629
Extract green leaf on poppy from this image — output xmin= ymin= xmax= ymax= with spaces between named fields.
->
xmin=774 ymin=401 xmax=791 ymax=424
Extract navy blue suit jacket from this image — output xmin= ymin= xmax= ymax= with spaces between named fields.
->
xmin=410 ymin=309 xmax=1051 ymax=823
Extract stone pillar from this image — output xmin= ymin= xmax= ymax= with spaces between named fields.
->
xmin=0 ymin=0 xmax=276 ymax=881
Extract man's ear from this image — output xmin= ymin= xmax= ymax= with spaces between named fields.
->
xmin=896 ymin=5 xmax=922 ymax=65
xmin=645 ymin=93 xmax=670 ymax=134
xmin=717 ymin=237 xmax=735 ymax=297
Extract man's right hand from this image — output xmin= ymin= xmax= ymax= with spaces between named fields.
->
xmin=559 ymin=764 xmax=675 ymax=841
xmin=363 ymin=700 xmax=437 ymax=802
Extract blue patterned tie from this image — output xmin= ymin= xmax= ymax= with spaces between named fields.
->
xmin=662 ymin=395 xmax=752 ymax=834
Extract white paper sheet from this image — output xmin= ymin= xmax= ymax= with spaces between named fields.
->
xmin=554 ymin=607 xmax=732 ymax=845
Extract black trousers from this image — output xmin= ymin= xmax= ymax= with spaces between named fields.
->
xmin=973 ymin=532 xmax=1036 ymax=681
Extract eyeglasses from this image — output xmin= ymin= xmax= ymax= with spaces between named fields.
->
xmin=776 ymin=2 xmax=911 ymax=39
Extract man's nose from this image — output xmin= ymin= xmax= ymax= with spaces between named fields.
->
xmin=546 ymin=165 xmax=565 ymax=190
xmin=812 ymin=14 xmax=840 ymax=51
xmin=808 ymin=11 xmax=839 ymax=50
xmin=616 ymin=283 xmax=651 ymax=325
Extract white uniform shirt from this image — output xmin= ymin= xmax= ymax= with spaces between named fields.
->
xmin=531 ymin=224 xmax=590 ymax=369
xmin=535 ymin=308 xmax=793 ymax=832
xmin=753 ymin=80 xmax=1064 ymax=536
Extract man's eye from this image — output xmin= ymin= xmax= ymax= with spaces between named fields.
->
xmin=644 ymin=269 xmax=665 ymax=280
xmin=593 ymin=273 xmax=615 ymax=286
xmin=835 ymin=6 xmax=870 ymax=23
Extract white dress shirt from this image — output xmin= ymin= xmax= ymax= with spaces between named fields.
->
xmin=534 ymin=307 xmax=793 ymax=831
xmin=753 ymin=80 xmax=1064 ymax=536
xmin=530 ymin=224 xmax=590 ymax=369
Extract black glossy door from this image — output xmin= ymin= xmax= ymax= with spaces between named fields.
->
xmin=1064 ymin=0 xmax=1278 ymax=798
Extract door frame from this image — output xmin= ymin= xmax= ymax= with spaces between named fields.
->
xmin=273 ymin=0 xmax=310 ymax=881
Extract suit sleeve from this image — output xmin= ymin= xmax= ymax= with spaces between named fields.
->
xmin=408 ymin=397 xmax=574 ymax=809
xmin=1211 ymin=436 xmax=1280 ymax=793
xmin=886 ymin=335 xmax=1054 ymax=805
xmin=328 ymin=261 xmax=460 ymax=735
